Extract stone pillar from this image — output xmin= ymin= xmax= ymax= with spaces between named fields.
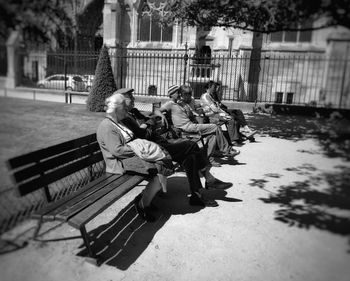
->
xmin=128 ymin=7 xmax=137 ymax=47
xmin=103 ymin=1 xmax=122 ymax=47
xmin=6 ymin=30 xmax=21 ymax=88
xmin=172 ymin=21 xmax=181 ymax=48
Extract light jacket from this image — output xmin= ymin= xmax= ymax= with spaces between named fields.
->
xmin=200 ymin=92 xmax=230 ymax=118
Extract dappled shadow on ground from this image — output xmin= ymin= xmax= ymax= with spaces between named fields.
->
xmin=250 ymin=164 xmax=350 ymax=252
xmin=215 ymin=157 xmax=246 ymax=166
xmin=248 ymin=113 xmax=350 ymax=160
xmin=77 ymin=176 xmax=241 ymax=269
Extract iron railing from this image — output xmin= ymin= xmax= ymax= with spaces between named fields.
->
xmin=12 ymin=48 xmax=350 ymax=109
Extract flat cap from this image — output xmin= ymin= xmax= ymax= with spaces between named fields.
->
xmin=168 ymin=85 xmax=180 ymax=97
xmin=114 ymin=88 xmax=134 ymax=95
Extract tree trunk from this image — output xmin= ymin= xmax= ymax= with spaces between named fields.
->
xmin=247 ymin=32 xmax=263 ymax=102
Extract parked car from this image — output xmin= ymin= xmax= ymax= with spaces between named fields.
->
xmin=83 ymin=75 xmax=95 ymax=91
xmin=37 ymin=74 xmax=86 ymax=92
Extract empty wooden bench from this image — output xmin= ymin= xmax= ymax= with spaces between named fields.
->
xmin=6 ymin=133 xmax=145 ymax=264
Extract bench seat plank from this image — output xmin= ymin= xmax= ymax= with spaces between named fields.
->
xmin=68 ymin=175 xmax=145 ymax=229
xmin=55 ymin=174 xmax=135 ymax=221
xmin=32 ymin=173 xmax=117 ymax=221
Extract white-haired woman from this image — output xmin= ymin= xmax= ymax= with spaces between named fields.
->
xmin=97 ymin=92 xmax=171 ymax=222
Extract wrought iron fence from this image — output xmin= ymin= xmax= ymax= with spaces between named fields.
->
xmin=18 ymin=48 xmax=350 ymax=109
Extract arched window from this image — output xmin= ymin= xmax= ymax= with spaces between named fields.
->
xmin=138 ymin=0 xmax=172 ymax=42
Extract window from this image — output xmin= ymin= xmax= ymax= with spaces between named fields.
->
xmin=228 ymin=38 xmax=233 ymax=56
xmin=270 ymin=22 xmax=312 ymax=43
xmin=49 ymin=76 xmax=64 ymax=81
xmin=138 ymin=0 xmax=172 ymax=42
xmin=73 ymin=76 xmax=83 ymax=82
xmin=286 ymin=92 xmax=294 ymax=104
xmin=275 ymin=92 xmax=283 ymax=103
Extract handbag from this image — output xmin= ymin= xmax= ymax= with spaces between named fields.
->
xmin=127 ymin=138 xmax=168 ymax=162
xmin=122 ymin=156 xmax=158 ymax=176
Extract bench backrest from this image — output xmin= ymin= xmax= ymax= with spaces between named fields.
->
xmin=6 ymin=133 xmax=103 ymax=201
xmin=152 ymin=101 xmax=161 ymax=114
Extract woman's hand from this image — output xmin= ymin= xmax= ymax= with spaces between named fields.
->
xmin=161 ymin=114 xmax=169 ymax=128
xmin=140 ymin=123 xmax=148 ymax=129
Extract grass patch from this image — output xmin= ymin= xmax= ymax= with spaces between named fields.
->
xmin=0 ymin=97 xmax=105 ymax=190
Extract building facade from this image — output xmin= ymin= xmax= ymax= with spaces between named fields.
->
xmin=102 ymin=0 xmax=350 ymax=108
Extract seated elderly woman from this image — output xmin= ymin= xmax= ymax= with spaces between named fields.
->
xmin=96 ymin=93 xmax=173 ymax=222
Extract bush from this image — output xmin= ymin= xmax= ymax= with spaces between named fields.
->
xmin=86 ymin=45 xmax=117 ymax=112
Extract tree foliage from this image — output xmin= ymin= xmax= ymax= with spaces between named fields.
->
xmin=166 ymin=0 xmax=350 ymax=32
xmin=86 ymin=45 xmax=117 ymax=112
xmin=0 ymin=0 xmax=72 ymax=44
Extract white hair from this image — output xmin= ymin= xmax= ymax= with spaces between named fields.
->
xmin=105 ymin=93 xmax=125 ymax=114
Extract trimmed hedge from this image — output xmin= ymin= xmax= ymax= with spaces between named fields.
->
xmin=86 ymin=45 xmax=117 ymax=112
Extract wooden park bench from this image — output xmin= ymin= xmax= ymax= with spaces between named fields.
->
xmin=6 ymin=133 xmax=145 ymax=264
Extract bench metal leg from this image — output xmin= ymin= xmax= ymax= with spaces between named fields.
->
xmin=33 ymin=218 xmax=43 ymax=239
xmin=80 ymin=225 xmax=94 ymax=258
xmin=80 ymin=225 xmax=101 ymax=266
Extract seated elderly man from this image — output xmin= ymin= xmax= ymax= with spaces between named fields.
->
xmin=153 ymin=85 xmax=240 ymax=167
xmin=201 ymin=81 xmax=256 ymax=145
xmin=116 ymin=88 xmax=233 ymax=208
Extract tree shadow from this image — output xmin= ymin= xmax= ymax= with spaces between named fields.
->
xmin=248 ymin=113 xmax=350 ymax=161
xmin=76 ymin=176 xmax=240 ymax=268
xmin=256 ymin=165 xmax=350 ymax=252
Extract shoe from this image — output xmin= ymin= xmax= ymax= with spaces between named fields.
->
xmin=231 ymin=140 xmax=243 ymax=146
xmin=209 ymin=157 xmax=221 ymax=167
xmin=189 ymin=193 xmax=218 ymax=207
xmin=205 ymin=179 xmax=233 ymax=190
xmin=242 ymin=130 xmax=257 ymax=139
xmin=222 ymin=147 xmax=240 ymax=158
xmin=134 ymin=196 xmax=156 ymax=222
xmin=229 ymin=148 xmax=241 ymax=157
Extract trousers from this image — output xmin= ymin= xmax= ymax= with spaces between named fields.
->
xmin=178 ymin=122 xmax=230 ymax=157
xmin=161 ymin=140 xmax=207 ymax=194
xmin=209 ymin=115 xmax=240 ymax=143
xmin=226 ymin=109 xmax=247 ymax=127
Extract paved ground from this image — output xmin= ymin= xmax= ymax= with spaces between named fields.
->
xmin=0 ymin=109 xmax=350 ymax=281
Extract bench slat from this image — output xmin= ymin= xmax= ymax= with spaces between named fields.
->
xmin=7 ymin=133 xmax=97 ymax=169
xmin=68 ymin=175 xmax=145 ymax=229
xmin=13 ymin=142 xmax=100 ymax=183
xmin=53 ymin=174 xmax=133 ymax=221
xmin=16 ymin=152 xmax=103 ymax=196
xmin=32 ymin=173 xmax=116 ymax=220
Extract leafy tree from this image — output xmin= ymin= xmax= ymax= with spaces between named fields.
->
xmin=0 ymin=0 xmax=72 ymax=45
xmin=167 ymin=0 xmax=350 ymax=32
xmin=86 ymin=45 xmax=117 ymax=112
xmin=0 ymin=0 xmax=102 ymax=51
